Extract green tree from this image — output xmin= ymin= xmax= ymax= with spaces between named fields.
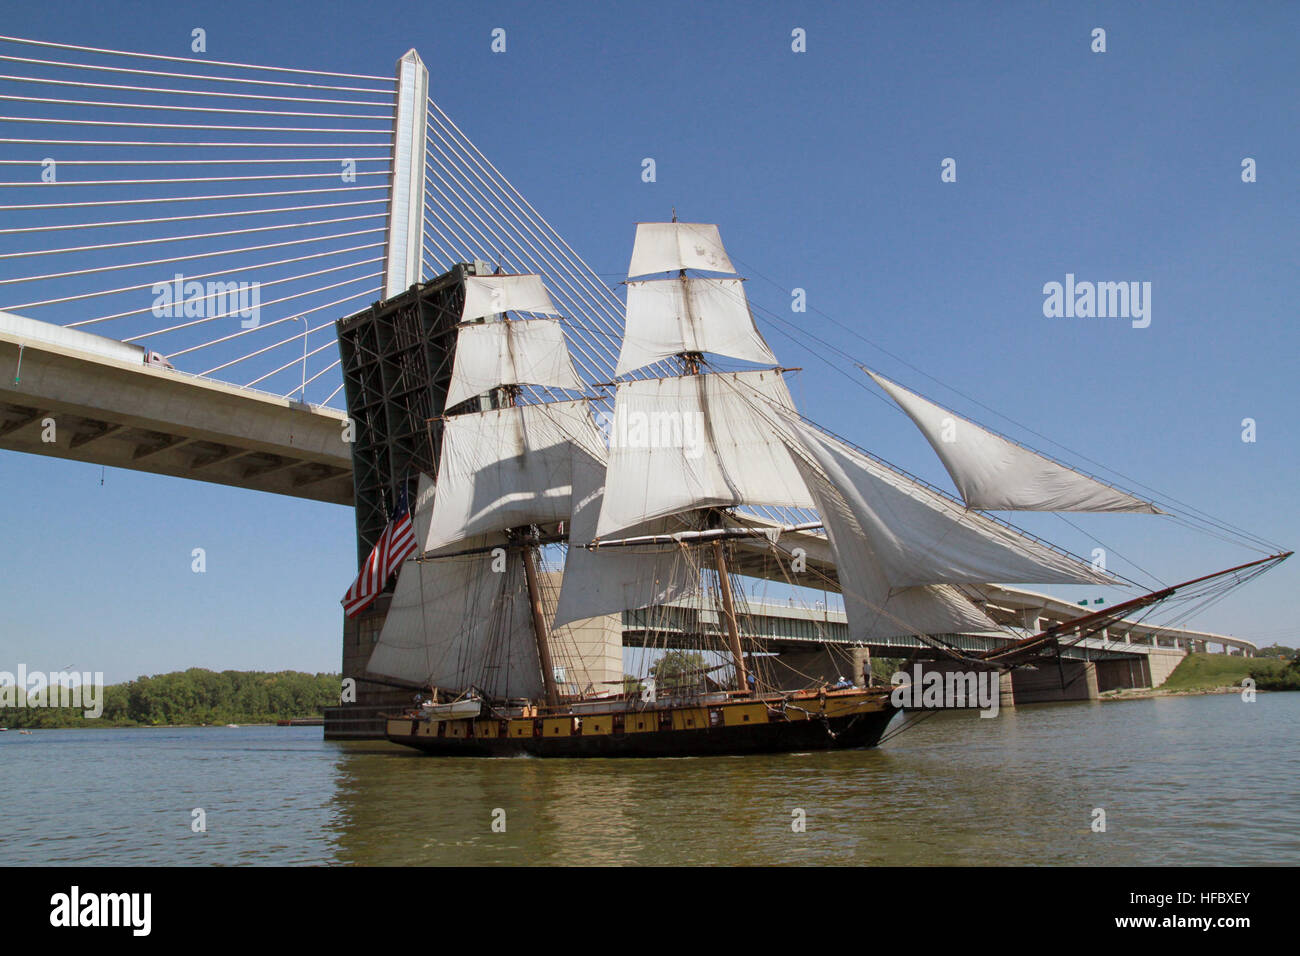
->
xmin=622 ymin=674 xmax=645 ymax=696
xmin=651 ymin=650 xmax=708 ymax=693
xmin=1 ymin=669 xmax=342 ymax=729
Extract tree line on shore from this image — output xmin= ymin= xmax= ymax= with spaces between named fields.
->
xmin=0 ymin=668 xmax=340 ymax=729
xmin=1250 ymin=655 xmax=1300 ymax=691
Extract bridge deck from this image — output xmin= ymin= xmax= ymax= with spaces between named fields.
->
xmin=622 ymin=593 xmax=1256 ymax=660
xmin=1 ymin=312 xmax=353 ymax=505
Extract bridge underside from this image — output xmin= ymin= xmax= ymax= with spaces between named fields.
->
xmin=0 ymin=321 xmax=354 ymax=505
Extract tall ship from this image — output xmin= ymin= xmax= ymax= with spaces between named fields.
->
xmin=374 ymin=219 xmax=1288 ymax=757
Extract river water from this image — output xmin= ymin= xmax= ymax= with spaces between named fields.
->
xmin=2 ymin=692 xmax=1295 ymax=866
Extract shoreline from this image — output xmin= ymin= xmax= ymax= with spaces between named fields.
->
xmin=1099 ymin=685 xmax=1246 ymax=702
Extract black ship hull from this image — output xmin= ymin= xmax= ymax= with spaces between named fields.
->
xmin=385 ymin=690 xmax=897 ymax=758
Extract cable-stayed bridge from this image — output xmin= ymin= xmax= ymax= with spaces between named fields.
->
xmin=0 ymin=35 xmax=1262 ymax=735
xmin=0 ymin=37 xmax=636 ymax=499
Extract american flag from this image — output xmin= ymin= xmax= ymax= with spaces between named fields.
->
xmin=341 ymin=486 xmax=418 ymax=618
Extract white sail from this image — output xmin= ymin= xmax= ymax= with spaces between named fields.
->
xmin=615 ymin=278 xmax=777 ymax=376
xmin=426 ymin=399 xmax=607 ymax=551
xmin=367 ymin=540 xmax=544 ymax=700
xmin=867 ymin=369 xmax=1161 ymax=514
xmin=776 ymin=413 xmax=1115 ymax=588
xmin=595 ymin=370 xmax=816 ymax=539
xmin=446 ymin=318 xmax=586 ymax=409
xmin=792 ymin=456 xmax=1002 ymax=639
xmin=627 ymin=222 xmax=736 ymax=277
xmin=410 ymin=471 xmax=437 ymax=546
xmin=461 ymin=273 xmax=559 ymax=322
xmin=553 ymin=449 xmax=700 ymax=628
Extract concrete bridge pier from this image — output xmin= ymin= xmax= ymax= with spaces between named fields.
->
xmin=878 ymin=659 xmax=1101 ymax=708
xmin=769 ymin=645 xmax=870 ymax=689
xmin=1009 ymin=660 xmax=1099 ymax=704
xmin=887 ymin=659 xmax=1016 ymax=711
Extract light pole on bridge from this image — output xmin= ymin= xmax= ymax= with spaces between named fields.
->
xmin=295 ymin=316 xmax=307 ymax=403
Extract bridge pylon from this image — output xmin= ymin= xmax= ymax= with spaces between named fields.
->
xmin=383 ymin=50 xmax=429 ymax=298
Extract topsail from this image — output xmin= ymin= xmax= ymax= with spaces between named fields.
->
xmin=428 ymin=273 xmax=602 ymax=550
xmin=594 ymin=369 xmax=816 ymax=539
xmin=446 ymin=318 xmax=585 ymax=409
xmin=461 ymin=273 xmax=560 ymax=321
xmin=616 ymin=278 xmax=777 ymax=376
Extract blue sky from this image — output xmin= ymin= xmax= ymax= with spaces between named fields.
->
xmin=1 ymin=0 xmax=1297 ymax=681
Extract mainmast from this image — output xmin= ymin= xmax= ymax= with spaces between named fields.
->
xmin=615 ymin=215 xmax=793 ymax=693
xmin=522 ymin=541 xmax=561 ymax=708
xmin=666 ymin=214 xmax=746 ymax=691
xmin=711 ymin=537 xmax=749 ymax=692
xmin=593 ymin=218 xmax=1113 ymax=687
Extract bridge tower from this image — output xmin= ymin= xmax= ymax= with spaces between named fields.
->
xmin=331 ymin=266 xmax=475 ymax=735
xmin=329 ymin=51 xmax=463 ymax=736
xmin=382 ymin=50 xmax=429 ymax=299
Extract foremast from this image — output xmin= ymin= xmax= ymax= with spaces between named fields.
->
xmin=668 ymin=213 xmax=747 ymax=693
xmin=456 ymin=273 xmax=590 ymax=710
xmin=368 ymin=271 xmax=601 ymax=707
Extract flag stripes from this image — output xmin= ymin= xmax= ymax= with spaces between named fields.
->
xmin=341 ymin=487 xmax=417 ymax=618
